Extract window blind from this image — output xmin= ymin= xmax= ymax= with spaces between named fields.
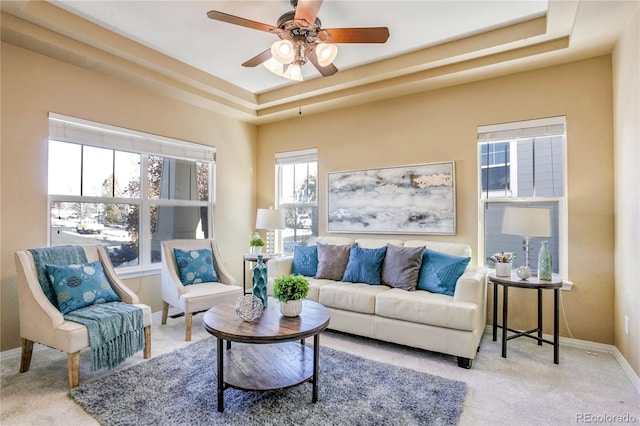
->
xmin=275 ymin=148 xmax=318 ymax=165
xmin=478 ymin=116 xmax=566 ymax=144
xmin=48 ymin=113 xmax=215 ymax=162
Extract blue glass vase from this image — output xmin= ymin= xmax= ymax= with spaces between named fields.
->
xmin=252 ymin=255 xmax=268 ymax=308
xmin=537 ymin=241 xmax=552 ymax=281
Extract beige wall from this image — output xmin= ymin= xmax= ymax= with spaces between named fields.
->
xmin=613 ymin=8 xmax=640 ymax=374
xmin=258 ymin=56 xmax=615 ymax=345
xmin=0 ymin=43 xmax=258 ymax=351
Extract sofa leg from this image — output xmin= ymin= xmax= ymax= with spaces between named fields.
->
xmin=143 ymin=326 xmax=151 ymax=359
xmin=19 ymin=338 xmax=34 ymax=373
xmin=161 ymin=301 xmax=169 ymax=325
xmin=185 ymin=312 xmax=192 ymax=341
xmin=457 ymin=357 xmax=472 ymax=369
xmin=67 ymin=351 xmax=80 ymax=388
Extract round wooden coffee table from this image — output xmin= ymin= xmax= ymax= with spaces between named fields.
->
xmin=203 ymin=298 xmax=330 ymax=412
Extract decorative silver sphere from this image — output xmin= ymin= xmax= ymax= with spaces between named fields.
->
xmin=235 ymin=294 xmax=264 ymax=322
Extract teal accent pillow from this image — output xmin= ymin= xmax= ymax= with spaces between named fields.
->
xmin=46 ymin=261 xmax=121 ymax=314
xmin=292 ymin=245 xmax=318 ymax=277
xmin=173 ymin=248 xmax=219 ymax=285
xmin=417 ymin=248 xmax=470 ymax=296
xmin=342 ymin=245 xmax=387 ymax=285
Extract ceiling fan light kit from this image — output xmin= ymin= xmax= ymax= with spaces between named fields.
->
xmin=207 ymin=0 xmax=389 ymax=82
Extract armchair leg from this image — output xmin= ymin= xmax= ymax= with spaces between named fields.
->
xmin=185 ymin=312 xmax=193 ymax=341
xmin=161 ymin=301 xmax=169 ymax=325
xmin=144 ymin=326 xmax=151 ymax=359
xmin=67 ymin=351 xmax=80 ymax=388
xmin=19 ymin=338 xmax=34 ymax=373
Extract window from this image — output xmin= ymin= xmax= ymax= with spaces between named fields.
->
xmin=48 ymin=113 xmax=214 ymax=275
xmin=478 ymin=117 xmax=566 ymax=276
xmin=276 ymin=149 xmax=318 ymax=253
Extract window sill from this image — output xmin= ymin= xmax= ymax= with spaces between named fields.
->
xmin=116 ymin=265 xmax=161 ymax=280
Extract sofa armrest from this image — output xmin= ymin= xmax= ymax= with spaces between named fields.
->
xmin=267 ymin=256 xmax=294 ymax=279
xmin=453 ymin=267 xmax=487 ymax=305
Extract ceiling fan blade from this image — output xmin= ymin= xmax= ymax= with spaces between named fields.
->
xmin=307 ymin=49 xmax=338 ymax=77
xmin=294 ymin=0 xmax=323 ymax=25
xmin=207 ymin=10 xmax=278 ymax=33
xmin=324 ymin=27 xmax=390 ymax=43
xmin=242 ymin=49 xmax=272 ymax=67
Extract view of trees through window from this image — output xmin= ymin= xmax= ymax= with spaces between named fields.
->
xmin=49 ymin=140 xmax=211 ymax=269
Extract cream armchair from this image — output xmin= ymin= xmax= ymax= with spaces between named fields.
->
xmin=160 ymin=239 xmax=242 ymax=341
xmin=14 ymin=245 xmax=152 ymax=388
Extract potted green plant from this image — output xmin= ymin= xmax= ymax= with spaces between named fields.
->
xmin=273 ymin=274 xmax=310 ymax=317
xmin=249 ymin=232 xmax=265 ymax=255
xmin=489 ymin=252 xmax=516 ymax=277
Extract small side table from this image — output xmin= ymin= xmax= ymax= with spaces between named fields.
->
xmin=489 ymin=272 xmax=563 ymax=364
xmin=242 ymin=253 xmax=281 ymax=294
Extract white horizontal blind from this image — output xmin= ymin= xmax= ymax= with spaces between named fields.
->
xmin=275 ymin=148 xmax=318 ymax=165
xmin=478 ymin=116 xmax=566 ymax=143
xmin=48 ymin=113 xmax=215 ymax=162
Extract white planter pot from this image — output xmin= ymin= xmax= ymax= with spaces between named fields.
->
xmin=250 ymin=246 xmax=262 ymax=255
xmin=495 ymin=262 xmax=512 ymax=277
xmin=279 ymin=299 xmax=303 ymax=317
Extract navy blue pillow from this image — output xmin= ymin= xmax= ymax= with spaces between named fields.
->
xmin=417 ymin=248 xmax=470 ymax=296
xmin=342 ymin=245 xmax=387 ymax=285
xmin=292 ymin=245 xmax=318 ymax=277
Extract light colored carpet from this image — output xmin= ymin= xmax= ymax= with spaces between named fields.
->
xmin=1 ymin=312 xmax=639 ymax=425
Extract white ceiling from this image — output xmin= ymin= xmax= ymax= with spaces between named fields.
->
xmin=1 ymin=0 xmax=637 ymax=123
xmin=49 ymin=0 xmax=550 ymax=93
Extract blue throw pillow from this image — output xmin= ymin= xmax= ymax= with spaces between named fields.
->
xmin=292 ymin=245 xmax=318 ymax=277
xmin=46 ymin=261 xmax=121 ymax=314
xmin=342 ymin=245 xmax=387 ymax=285
xmin=417 ymin=248 xmax=470 ymax=296
xmin=173 ymin=248 xmax=219 ymax=285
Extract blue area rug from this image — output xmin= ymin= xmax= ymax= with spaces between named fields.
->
xmin=69 ymin=337 xmax=466 ymax=425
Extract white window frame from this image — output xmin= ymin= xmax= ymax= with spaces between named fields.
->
xmin=48 ymin=113 xmax=215 ymax=278
xmin=478 ymin=116 xmax=569 ymax=280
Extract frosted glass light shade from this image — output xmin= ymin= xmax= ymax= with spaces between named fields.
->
xmin=316 ymin=43 xmax=338 ymax=67
xmin=283 ymin=64 xmax=303 ymax=81
xmin=271 ymin=40 xmax=295 ymax=64
xmin=263 ymin=57 xmax=284 ymax=76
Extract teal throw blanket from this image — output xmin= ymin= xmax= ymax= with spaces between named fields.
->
xmin=29 ymin=245 xmax=87 ymax=307
xmin=65 ymin=302 xmax=145 ymax=371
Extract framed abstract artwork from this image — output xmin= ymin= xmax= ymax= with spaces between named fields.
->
xmin=327 ymin=162 xmax=456 ymax=234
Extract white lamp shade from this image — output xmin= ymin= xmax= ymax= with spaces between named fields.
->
xmin=283 ymin=64 xmax=303 ymax=81
xmin=271 ymin=40 xmax=295 ymax=64
xmin=256 ymin=208 xmax=285 ymax=230
xmin=316 ymin=43 xmax=338 ymax=67
xmin=502 ymin=207 xmax=551 ymax=237
xmin=263 ymin=57 xmax=284 ymax=75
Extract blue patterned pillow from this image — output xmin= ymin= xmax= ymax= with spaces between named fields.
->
xmin=292 ymin=245 xmax=318 ymax=277
xmin=173 ymin=248 xmax=218 ymax=285
xmin=342 ymin=245 xmax=387 ymax=285
xmin=46 ymin=261 xmax=121 ymax=314
xmin=417 ymin=248 xmax=470 ymax=296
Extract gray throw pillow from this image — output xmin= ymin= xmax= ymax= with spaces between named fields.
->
xmin=315 ymin=243 xmax=351 ymax=281
xmin=381 ymin=244 xmax=424 ymax=291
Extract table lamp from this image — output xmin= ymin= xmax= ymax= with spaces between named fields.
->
xmin=255 ymin=207 xmax=285 ymax=254
xmin=501 ymin=206 xmax=551 ymax=279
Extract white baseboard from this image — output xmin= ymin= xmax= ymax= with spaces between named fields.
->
xmin=484 ymin=325 xmax=640 ymax=395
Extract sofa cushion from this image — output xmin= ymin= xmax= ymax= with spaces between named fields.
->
xmin=404 ymin=240 xmax=472 ymax=261
xmin=316 ymin=243 xmax=351 ymax=281
xmin=381 ymin=244 xmax=424 ymax=291
xmin=417 ymin=248 xmax=470 ymax=296
xmin=292 ymin=245 xmax=318 ymax=276
xmin=46 ymin=261 xmax=121 ymax=314
xmin=318 ymin=282 xmax=391 ymax=314
xmin=173 ymin=248 xmax=219 ymax=285
xmin=375 ymin=288 xmax=479 ymax=331
xmin=355 ymin=238 xmax=404 ymax=249
xmin=342 ymin=245 xmax=387 ymax=285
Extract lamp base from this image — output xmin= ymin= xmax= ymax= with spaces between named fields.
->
xmin=516 ymin=265 xmax=532 ymax=280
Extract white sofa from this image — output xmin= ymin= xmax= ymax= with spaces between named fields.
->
xmin=267 ymin=236 xmax=487 ymax=368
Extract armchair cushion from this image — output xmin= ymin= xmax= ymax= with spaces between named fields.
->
xmin=46 ymin=261 xmax=120 ymax=314
xmin=173 ymin=248 xmax=219 ymax=285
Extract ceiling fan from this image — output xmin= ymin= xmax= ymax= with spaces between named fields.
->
xmin=207 ymin=0 xmax=390 ymax=81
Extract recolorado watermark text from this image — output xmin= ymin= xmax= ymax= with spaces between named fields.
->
xmin=576 ymin=413 xmax=637 ymax=423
